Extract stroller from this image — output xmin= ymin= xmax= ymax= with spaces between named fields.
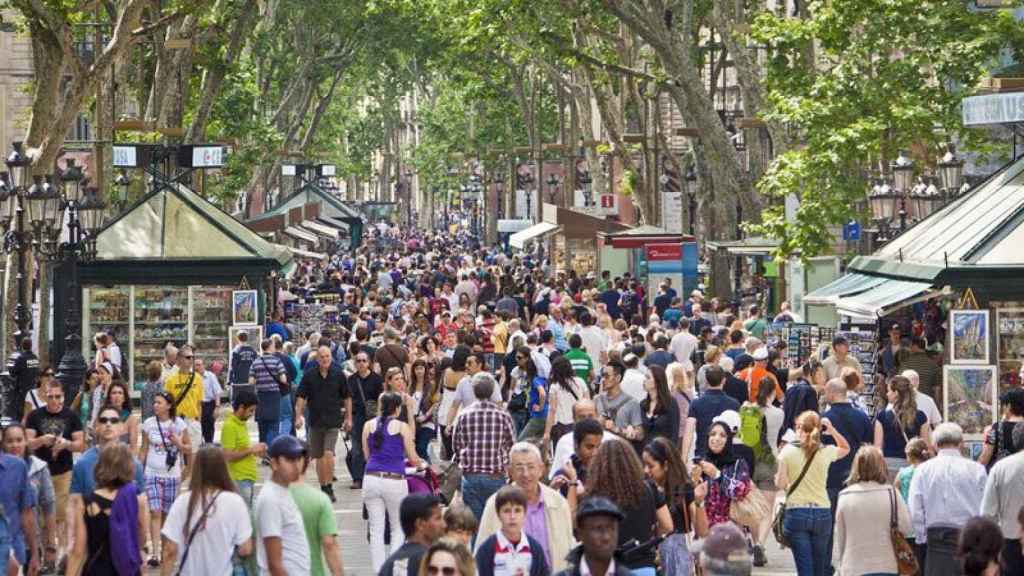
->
xmin=406 ymin=465 xmax=444 ymax=502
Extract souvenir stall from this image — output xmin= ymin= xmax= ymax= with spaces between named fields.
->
xmin=55 ymin=183 xmax=293 ymax=391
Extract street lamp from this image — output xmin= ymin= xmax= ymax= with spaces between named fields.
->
xmin=685 ymin=166 xmax=697 ymax=235
xmin=113 ymin=169 xmax=131 ymax=212
xmin=494 ymin=172 xmax=506 ymax=218
xmin=546 ymin=173 xmax=560 ymax=204
xmin=938 ymin=143 xmax=964 ymax=197
xmin=891 ymin=150 xmax=913 ymax=231
xmin=1 ymin=143 xmax=33 ymax=360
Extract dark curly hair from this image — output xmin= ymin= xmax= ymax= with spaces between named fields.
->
xmin=585 ymin=438 xmax=646 ymax=508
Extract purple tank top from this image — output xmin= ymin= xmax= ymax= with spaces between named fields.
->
xmin=365 ymin=418 xmax=406 ymax=475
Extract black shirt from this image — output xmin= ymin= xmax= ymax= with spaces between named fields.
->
xmin=229 ymin=345 xmax=258 ymax=384
xmin=617 ymin=479 xmax=666 ymax=569
xmin=26 ymin=406 xmax=83 ymax=475
xmin=723 ymin=374 xmax=750 ymax=406
xmin=378 ymin=541 xmax=427 ymax=576
xmin=348 ymin=371 xmax=384 ymax=419
xmin=8 ymin=350 xmax=38 ymax=420
xmin=296 ymin=366 xmax=349 ymax=429
xmin=687 ymin=390 xmax=741 ymax=458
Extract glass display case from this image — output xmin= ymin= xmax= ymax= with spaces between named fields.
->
xmin=85 ymin=287 xmax=131 ymax=356
xmin=133 ymin=287 xmax=189 ymax=388
xmin=190 ymin=287 xmax=232 ymax=382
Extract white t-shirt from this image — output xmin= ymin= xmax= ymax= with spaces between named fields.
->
xmin=764 ymin=404 xmax=785 ymax=454
xmin=669 ymin=331 xmax=698 ymax=371
xmin=578 ymin=326 xmax=608 ymax=369
xmin=454 ymin=374 xmax=502 ymax=410
xmin=25 ymin=389 xmax=42 ymax=412
xmin=142 ymin=416 xmax=187 ymax=477
xmin=620 ymin=369 xmax=647 ymax=404
xmin=255 ymin=481 xmax=310 ymax=576
xmin=549 ymin=430 xmax=616 ymax=480
xmin=550 ymin=377 xmax=588 ymax=425
xmin=162 ymin=490 xmax=252 ymax=576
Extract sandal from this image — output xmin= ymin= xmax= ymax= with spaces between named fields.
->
xmin=147 ymin=555 xmax=160 ymax=568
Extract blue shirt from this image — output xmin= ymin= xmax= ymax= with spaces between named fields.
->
xmin=528 ymin=377 xmax=549 ymax=419
xmin=663 ymin=309 xmax=682 ymax=328
xmin=0 ymin=454 xmax=35 ymax=565
xmin=69 ymin=446 xmax=146 ymax=500
xmin=687 ymin=389 xmax=741 ymax=458
xmin=822 ymin=403 xmax=873 ymax=490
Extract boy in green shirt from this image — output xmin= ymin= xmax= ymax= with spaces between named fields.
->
xmin=291 ymin=454 xmax=344 ymax=576
xmin=220 ymin=389 xmax=265 ymax=507
xmin=564 ymin=334 xmax=595 ymax=388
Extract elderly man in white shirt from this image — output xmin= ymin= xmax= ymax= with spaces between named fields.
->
xmin=908 ymin=422 xmax=987 ymax=576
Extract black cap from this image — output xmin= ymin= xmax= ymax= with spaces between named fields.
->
xmin=268 ymin=435 xmax=307 ymax=459
xmin=576 ymin=496 xmax=625 ymax=523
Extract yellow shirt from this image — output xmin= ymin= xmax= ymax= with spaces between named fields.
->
xmin=164 ymin=370 xmax=204 ymax=420
xmin=779 ymin=444 xmax=839 ymax=508
xmin=492 ymin=321 xmax=509 ymax=354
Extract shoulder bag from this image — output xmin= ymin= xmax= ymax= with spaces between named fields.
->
xmin=354 ymin=374 xmax=378 ymax=418
xmin=729 ymin=461 xmax=771 ymax=528
xmin=175 ymin=491 xmax=221 ymax=576
xmin=172 ymin=372 xmax=197 ymax=410
xmin=888 ymin=487 xmax=919 ymax=576
xmin=255 ymin=356 xmax=289 ymax=395
xmin=772 ymin=449 xmax=818 ymax=548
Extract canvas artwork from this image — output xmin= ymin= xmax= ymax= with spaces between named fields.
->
xmin=944 ymin=365 xmax=998 ymax=438
xmin=232 ymin=290 xmax=258 ymax=325
xmin=950 ymin=309 xmax=989 ymax=364
xmin=228 ymin=325 xmax=263 ymax=350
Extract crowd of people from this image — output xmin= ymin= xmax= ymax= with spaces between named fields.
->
xmin=3 ymin=225 xmax=1024 ymax=576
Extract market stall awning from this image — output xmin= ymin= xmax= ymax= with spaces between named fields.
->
xmin=286 ymin=246 xmax=327 ymax=260
xmin=283 ymin=226 xmax=319 ymax=244
xmin=299 ymin=220 xmax=339 ymax=240
xmin=835 ymin=278 xmax=940 ymax=319
xmin=600 ymin=224 xmax=695 ymax=249
xmin=510 ymin=222 xmax=561 ymax=249
xmin=803 ymin=272 xmax=889 ymax=306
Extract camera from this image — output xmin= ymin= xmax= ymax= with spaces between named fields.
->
xmin=165 ymin=451 xmax=178 ymax=469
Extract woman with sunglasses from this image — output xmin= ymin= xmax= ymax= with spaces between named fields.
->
xmin=22 ymin=366 xmax=55 ymax=425
xmin=102 ymin=381 xmax=139 ymax=455
xmin=139 ymin=391 xmax=189 ymax=567
xmin=419 ymin=538 xmax=476 ymax=576
xmin=3 ymin=423 xmax=57 ymax=572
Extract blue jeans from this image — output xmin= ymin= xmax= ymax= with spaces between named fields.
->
xmin=349 ymin=415 xmax=367 ymax=483
xmin=236 ymin=480 xmax=255 ymax=509
xmin=257 ymin=418 xmax=279 ymax=446
xmin=415 ymin=426 xmax=433 ymax=461
xmin=783 ymin=507 xmax=832 ymax=576
xmin=461 ymin=474 xmax=506 ymax=521
xmin=279 ymin=393 xmax=293 ymax=436
xmin=630 ymin=568 xmax=656 ymax=576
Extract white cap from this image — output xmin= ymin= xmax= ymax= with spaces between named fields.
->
xmin=752 ymin=346 xmax=769 ymax=361
xmin=713 ymin=410 xmax=741 ymax=433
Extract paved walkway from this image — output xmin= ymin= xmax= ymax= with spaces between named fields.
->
xmin=147 ymin=419 xmax=798 ymax=575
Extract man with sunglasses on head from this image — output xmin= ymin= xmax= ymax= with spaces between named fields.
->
xmin=26 ymin=379 xmax=85 ymax=558
xmin=346 ymin=350 xmax=384 ymax=489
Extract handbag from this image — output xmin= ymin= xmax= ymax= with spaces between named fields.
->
xmin=888 ymin=487 xmax=919 ymax=576
xmin=772 ymin=448 xmax=818 ymax=548
xmin=729 ymin=463 xmax=771 ymax=528
xmin=176 ymin=492 xmax=221 ymax=576
xmin=156 ymin=417 xmax=178 ymax=470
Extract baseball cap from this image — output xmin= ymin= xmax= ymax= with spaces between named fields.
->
xmin=752 ymin=347 xmax=769 ymax=361
xmin=713 ymin=410 xmax=741 ymax=434
xmin=268 ymin=436 xmax=307 ymax=459
xmin=576 ymin=496 xmax=625 ymax=523
xmin=694 ymin=522 xmax=751 ymax=575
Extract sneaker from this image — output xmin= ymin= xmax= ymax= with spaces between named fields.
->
xmin=147 ymin=555 xmax=161 ymax=568
xmin=753 ymin=545 xmax=767 ymax=567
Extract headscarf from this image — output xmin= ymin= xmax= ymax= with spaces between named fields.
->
xmin=704 ymin=421 xmax=739 ymax=470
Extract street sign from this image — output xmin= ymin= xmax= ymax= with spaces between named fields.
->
xmin=112 ymin=145 xmax=138 ymax=167
xmin=842 ymin=221 xmax=861 ymax=241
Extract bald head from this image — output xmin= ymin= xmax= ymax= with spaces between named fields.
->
xmin=825 ymin=378 xmax=848 ymax=403
xmin=901 ymin=369 xmax=920 ymax=390
xmin=573 ymin=399 xmax=597 ymax=421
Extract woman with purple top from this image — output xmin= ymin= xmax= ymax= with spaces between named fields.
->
xmin=362 ymin=391 xmax=425 ymax=572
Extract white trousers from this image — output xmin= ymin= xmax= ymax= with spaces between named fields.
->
xmin=363 ymin=474 xmax=409 ymax=572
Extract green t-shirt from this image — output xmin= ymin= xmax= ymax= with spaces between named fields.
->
xmin=289 ymin=483 xmax=338 ymax=576
xmin=744 ymin=317 xmax=767 ymax=339
xmin=564 ymin=348 xmax=594 ymax=384
xmin=221 ymin=413 xmax=258 ymax=482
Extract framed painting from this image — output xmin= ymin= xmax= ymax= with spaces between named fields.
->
xmin=943 ymin=365 xmax=998 ymax=439
xmin=950 ymin=309 xmax=989 ymax=365
xmin=232 ymin=290 xmax=258 ymax=326
xmin=228 ymin=325 xmax=263 ymax=350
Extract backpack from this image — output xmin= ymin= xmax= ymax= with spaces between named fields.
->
xmin=739 ymin=404 xmax=769 ymax=460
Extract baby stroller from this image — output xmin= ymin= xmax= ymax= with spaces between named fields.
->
xmin=406 ymin=465 xmax=444 ymax=503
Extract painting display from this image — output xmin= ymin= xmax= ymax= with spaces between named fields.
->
xmin=950 ymin=309 xmax=989 ymax=364
xmin=943 ymin=365 xmax=998 ymax=438
xmin=232 ymin=290 xmax=258 ymax=325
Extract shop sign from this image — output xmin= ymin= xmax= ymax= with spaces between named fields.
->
xmin=572 ymin=189 xmax=618 ymax=216
xmin=962 ymin=92 xmax=1024 ymax=126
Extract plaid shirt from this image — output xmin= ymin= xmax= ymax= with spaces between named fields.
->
xmin=452 ymin=400 xmax=515 ymax=476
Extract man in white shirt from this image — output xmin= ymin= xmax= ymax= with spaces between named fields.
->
xmin=256 ymin=436 xmax=311 ymax=576
xmin=548 ymin=401 xmax=614 ymax=481
xmin=908 ymin=423 xmax=987 ymax=575
xmin=196 ymin=358 xmax=223 ymax=445
xmin=669 ymin=318 xmax=698 ymax=373
xmin=619 ymin=353 xmax=647 ymax=403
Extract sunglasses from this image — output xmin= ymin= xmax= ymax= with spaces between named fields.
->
xmin=356 ymin=358 xmax=369 ymax=363
xmin=182 ymin=355 xmax=194 ymax=360
xmin=97 ymin=417 xmax=120 ymax=425
xmin=427 ymin=567 xmax=458 ymax=576
xmin=46 ymin=394 xmax=63 ymax=400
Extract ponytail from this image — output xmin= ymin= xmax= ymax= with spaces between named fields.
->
xmin=796 ymin=411 xmax=821 ymax=460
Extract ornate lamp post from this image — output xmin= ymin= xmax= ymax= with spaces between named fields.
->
xmin=0 ymin=143 xmax=33 ymax=359
xmin=546 ymin=173 xmax=560 ymax=204
xmin=685 ymin=166 xmax=697 ymax=235
xmin=938 ymin=143 xmax=964 ymax=199
xmin=891 ymin=150 xmax=913 ymax=232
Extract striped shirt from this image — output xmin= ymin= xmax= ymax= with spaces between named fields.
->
xmin=250 ymin=354 xmax=286 ymax=392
